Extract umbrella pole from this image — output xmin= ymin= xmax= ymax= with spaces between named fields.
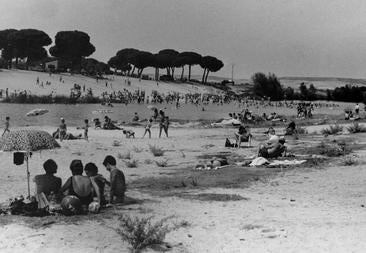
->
xmin=26 ymin=152 xmax=30 ymax=199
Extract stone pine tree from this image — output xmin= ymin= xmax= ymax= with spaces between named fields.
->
xmin=49 ymin=30 xmax=95 ymax=71
xmin=200 ymin=56 xmax=224 ymax=84
xmin=180 ymin=51 xmax=202 ymax=81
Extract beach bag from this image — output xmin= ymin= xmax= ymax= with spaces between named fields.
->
xmin=13 ymin=152 xmax=24 ymax=165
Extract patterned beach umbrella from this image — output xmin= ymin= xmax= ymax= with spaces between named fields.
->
xmin=0 ymin=130 xmax=60 ymax=198
xmin=0 ymin=130 xmax=60 ymax=152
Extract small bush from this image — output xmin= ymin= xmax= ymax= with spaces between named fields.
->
xmin=318 ymin=141 xmax=351 ymax=157
xmin=149 ymin=145 xmax=164 ymax=157
xmin=118 ymin=151 xmax=131 ymax=160
xmin=144 ymin=159 xmax=153 ymax=164
xmin=124 ymin=159 xmax=138 ymax=168
xmin=347 ymin=122 xmax=366 ymax=134
xmin=155 ymin=159 xmax=168 ymax=167
xmin=321 ymin=124 xmax=343 ymax=135
xmin=341 ymin=156 xmax=358 ymax=166
xmin=296 ymin=126 xmax=308 ymax=134
xmin=115 ymin=215 xmax=172 ymax=251
xmin=113 ymin=140 xmax=121 ymax=147
xmin=132 ymin=146 xmax=143 ymax=153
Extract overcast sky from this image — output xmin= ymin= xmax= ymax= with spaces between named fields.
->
xmin=1 ymin=0 xmax=366 ymax=79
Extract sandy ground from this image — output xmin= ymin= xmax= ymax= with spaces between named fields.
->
xmin=0 ymin=123 xmax=365 ymax=252
xmin=0 ymin=69 xmax=220 ymax=97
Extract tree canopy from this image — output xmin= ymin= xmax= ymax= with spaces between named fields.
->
xmin=49 ymin=30 xmax=95 ymax=70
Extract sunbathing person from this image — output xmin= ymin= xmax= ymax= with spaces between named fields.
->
xmin=33 ymin=159 xmax=62 ymax=199
xmin=235 ymin=125 xmax=252 ymax=148
xmin=258 ymin=136 xmax=287 ymax=158
xmin=60 ymin=160 xmax=100 ymax=206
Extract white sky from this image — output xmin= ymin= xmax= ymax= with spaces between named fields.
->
xmin=1 ymin=0 xmax=366 ymax=79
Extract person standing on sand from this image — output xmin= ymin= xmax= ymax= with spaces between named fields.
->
xmin=163 ymin=116 xmax=170 ymax=137
xmin=142 ymin=118 xmax=153 ymax=138
xmin=2 ymin=116 xmax=10 ymax=136
xmin=59 ymin=118 xmax=67 ymax=141
xmin=158 ymin=110 xmax=165 ymax=138
xmin=83 ymin=119 xmax=89 ymax=141
xmin=103 ymin=155 xmax=126 ymax=204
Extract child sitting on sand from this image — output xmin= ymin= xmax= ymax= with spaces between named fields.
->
xmin=2 ymin=116 xmax=10 ymax=136
xmin=103 ymin=155 xmax=126 ymax=204
xmin=123 ymin=129 xmax=135 ymax=138
xmin=142 ymin=118 xmax=153 ymax=138
xmin=84 ymin=162 xmax=108 ymax=205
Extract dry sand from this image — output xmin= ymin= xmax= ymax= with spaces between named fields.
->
xmin=0 ymin=124 xmax=365 ymax=252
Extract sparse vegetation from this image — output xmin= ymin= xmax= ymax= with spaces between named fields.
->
xmin=118 ymin=151 xmax=131 ymax=160
xmin=149 ymin=145 xmax=165 ymax=157
xmin=318 ymin=140 xmax=351 ymax=157
xmin=341 ymin=156 xmax=358 ymax=166
xmin=124 ymin=159 xmax=138 ymax=168
xmin=321 ymin=124 xmax=343 ymax=135
xmin=115 ymin=215 xmax=172 ymax=251
xmin=296 ymin=126 xmax=308 ymax=134
xmin=113 ymin=140 xmax=121 ymax=147
xmin=347 ymin=122 xmax=366 ymax=134
xmin=155 ymin=159 xmax=168 ymax=167
xmin=144 ymin=159 xmax=153 ymax=165
xmin=132 ymin=146 xmax=143 ymax=153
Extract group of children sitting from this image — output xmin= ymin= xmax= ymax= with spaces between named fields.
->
xmin=33 ymin=155 xmax=126 ymax=213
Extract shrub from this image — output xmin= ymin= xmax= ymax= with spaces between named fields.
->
xmin=124 ymin=159 xmax=138 ymax=168
xmin=321 ymin=124 xmax=343 ymax=135
xmin=318 ymin=141 xmax=351 ymax=157
xmin=115 ymin=215 xmax=172 ymax=251
xmin=144 ymin=159 xmax=153 ymax=164
xmin=296 ymin=126 xmax=308 ymax=134
xmin=118 ymin=151 xmax=131 ymax=160
xmin=341 ymin=156 xmax=358 ymax=166
xmin=132 ymin=146 xmax=143 ymax=153
xmin=113 ymin=140 xmax=121 ymax=147
xmin=347 ymin=122 xmax=366 ymax=134
xmin=149 ymin=145 xmax=164 ymax=157
xmin=155 ymin=159 xmax=168 ymax=167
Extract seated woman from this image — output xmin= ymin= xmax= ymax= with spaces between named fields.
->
xmin=33 ymin=159 xmax=62 ymax=199
xmin=235 ymin=125 xmax=252 ymax=148
xmin=258 ymin=136 xmax=287 ymax=158
xmin=60 ymin=160 xmax=100 ymax=206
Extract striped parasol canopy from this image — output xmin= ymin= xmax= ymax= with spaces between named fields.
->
xmin=0 ymin=130 xmax=60 ymax=152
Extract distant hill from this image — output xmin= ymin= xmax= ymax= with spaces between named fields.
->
xmin=279 ymin=76 xmax=366 ymax=90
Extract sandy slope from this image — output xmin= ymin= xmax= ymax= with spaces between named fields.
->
xmin=0 ymin=69 xmax=220 ymax=97
xmin=0 ymin=125 xmax=365 ymax=252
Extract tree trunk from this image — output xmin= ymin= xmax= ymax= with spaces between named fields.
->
xmin=180 ymin=66 xmax=184 ymax=80
xmin=131 ymin=66 xmax=135 ymax=76
xmin=205 ymin=70 xmax=210 ymax=84
xmin=188 ymin=65 xmax=192 ymax=81
xmin=172 ymin=67 xmax=175 ymax=80
xmin=201 ymin=68 xmax=206 ymax=84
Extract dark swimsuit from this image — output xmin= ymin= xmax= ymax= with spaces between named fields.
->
xmin=68 ymin=177 xmax=93 ymax=205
